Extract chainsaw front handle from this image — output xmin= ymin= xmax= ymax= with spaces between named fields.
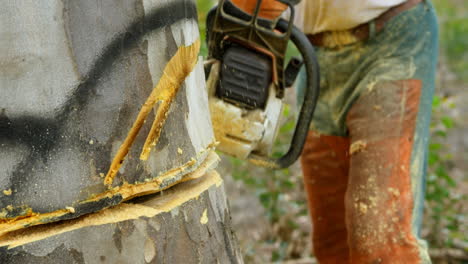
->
xmin=248 ymin=19 xmax=320 ymax=169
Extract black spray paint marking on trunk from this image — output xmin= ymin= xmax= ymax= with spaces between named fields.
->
xmin=0 ymin=0 xmax=197 ymax=218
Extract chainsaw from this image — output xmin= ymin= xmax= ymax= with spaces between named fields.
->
xmin=205 ymin=0 xmax=319 ymax=169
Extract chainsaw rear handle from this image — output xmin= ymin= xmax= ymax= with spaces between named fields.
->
xmin=248 ymin=19 xmax=320 ymax=169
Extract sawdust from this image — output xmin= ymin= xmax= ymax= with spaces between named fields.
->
xmin=2 ymin=189 xmax=12 ymax=196
xmin=0 ymin=209 xmax=69 ymax=236
xmin=368 ymin=195 xmax=378 ymax=209
xmin=321 ymin=30 xmax=359 ymax=48
xmin=388 ymin=187 xmax=400 ymax=197
xmin=177 ymin=148 xmax=183 ymax=154
xmin=0 ymin=151 xmax=219 ymax=237
xmin=350 ymin=140 xmax=367 ymax=155
xmin=0 ymin=170 xmax=223 ymax=249
xmin=104 ymin=39 xmax=200 ymax=185
xmin=366 ymin=79 xmax=378 ymax=92
xmin=209 ymin=98 xmax=265 ymax=160
xmin=140 ymin=39 xmax=201 ymax=160
xmin=400 ymin=165 xmax=407 ymax=172
xmin=358 ymin=202 xmax=368 ymax=214
xmin=88 ymin=150 xmax=217 ymax=203
xmin=144 ymin=237 xmax=156 ymax=263
xmin=200 ymin=209 xmax=208 ymax=224
xmin=247 ymin=157 xmax=279 ymax=169
xmin=206 ymin=61 xmax=283 ymax=162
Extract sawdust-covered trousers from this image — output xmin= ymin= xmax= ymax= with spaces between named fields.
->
xmin=296 ymin=1 xmax=438 ymax=263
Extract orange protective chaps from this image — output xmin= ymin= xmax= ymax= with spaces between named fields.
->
xmin=301 ymin=80 xmax=424 ymax=263
xmin=301 ymin=133 xmax=351 ymax=263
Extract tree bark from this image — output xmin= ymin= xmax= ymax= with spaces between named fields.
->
xmin=0 ymin=0 xmax=242 ymax=262
xmin=0 ymin=170 xmax=243 ymax=263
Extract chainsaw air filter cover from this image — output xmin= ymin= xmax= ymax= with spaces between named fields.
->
xmin=218 ymin=45 xmax=272 ymax=109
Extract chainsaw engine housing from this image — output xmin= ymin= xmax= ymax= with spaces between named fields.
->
xmin=218 ymin=45 xmax=272 ymax=110
xmin=205 ymin=0 xmax=320 ymax=168
xmin=207 ymin=61 xmax=283 ymax=160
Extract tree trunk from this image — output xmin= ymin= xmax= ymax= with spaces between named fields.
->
xmin=0 ymin=0 xmax=242 ymax=262
xmin=0 ymin=169 xmax=242 ymax=263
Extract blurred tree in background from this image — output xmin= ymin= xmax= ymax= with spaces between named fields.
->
xmin=197 ymin=0 xmax=467 ymax=262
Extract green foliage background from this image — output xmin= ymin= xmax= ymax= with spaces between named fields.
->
xmin=196 ymin=0 xmax=467 ymax=262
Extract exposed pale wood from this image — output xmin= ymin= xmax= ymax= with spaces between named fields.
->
xmin=0 ymin=171 xmax=243 ymax=263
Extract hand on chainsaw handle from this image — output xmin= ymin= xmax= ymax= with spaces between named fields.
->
xmin=230 ymin=0 xmax=287 ymax=20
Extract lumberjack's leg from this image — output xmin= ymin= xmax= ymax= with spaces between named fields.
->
xmin=297 ymin=2 xmax=437 ymax=262
xmin=345 ymin=80 xmax=430 ymax=263
xmin=301 ymin=131 xmax=350 ymax=264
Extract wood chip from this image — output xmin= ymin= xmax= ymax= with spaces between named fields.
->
xmin=350 ymin=140 xmax=367 ymax=155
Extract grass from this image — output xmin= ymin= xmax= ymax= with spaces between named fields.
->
xmin=433 ymin=0 xmax=468 ymax=81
